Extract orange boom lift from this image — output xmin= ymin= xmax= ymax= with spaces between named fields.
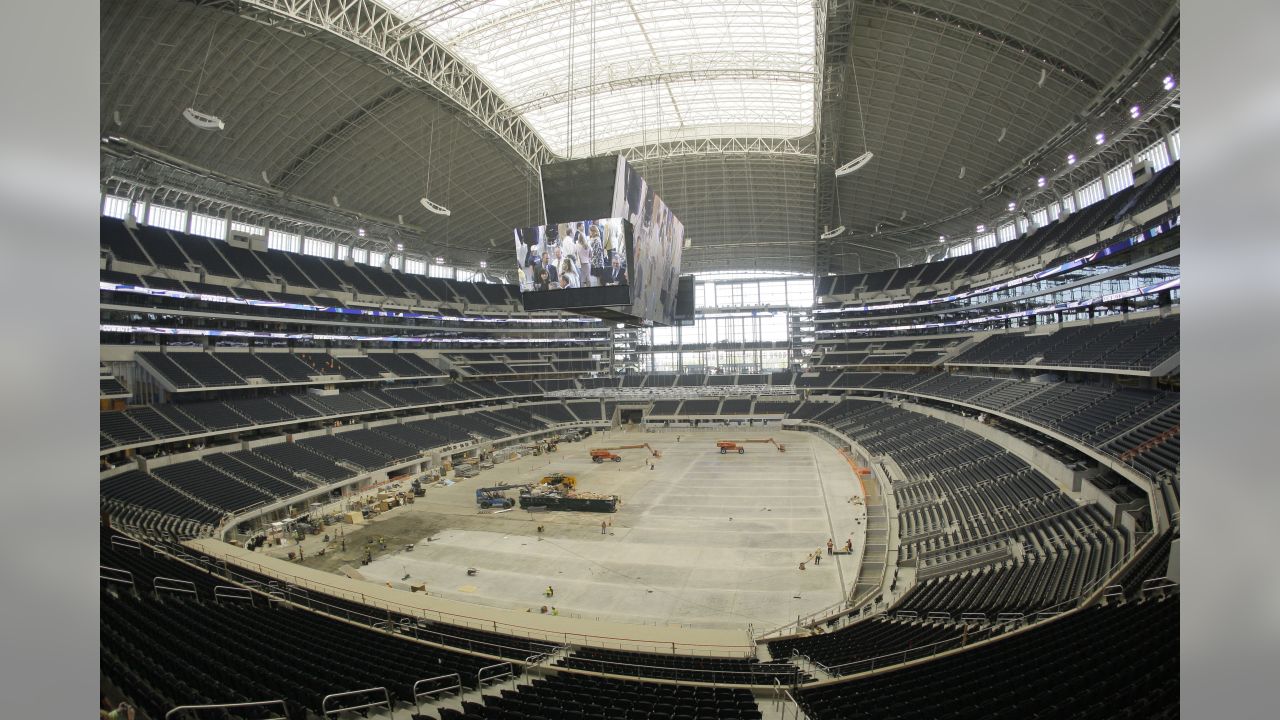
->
xmin=716 ymin=438 xmax=786 ymax=454
xmin=589 ymin=444 xmax=662 ymax=462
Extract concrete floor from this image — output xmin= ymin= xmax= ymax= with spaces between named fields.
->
xmin=316 ymin=428 xmax=864 ymax=632
xmin=252 ymin=428 xmax=864 ymax=632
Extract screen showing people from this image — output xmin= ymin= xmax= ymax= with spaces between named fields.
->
xmin=514 ymin=218 xmax=629 ymax=293
xmin=612 ymin=157 xmax=685 ymax=325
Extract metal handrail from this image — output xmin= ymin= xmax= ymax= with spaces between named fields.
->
xmin=413 ymin=673 xmax=462 ymax=715
xmin=100 ymin=565 xmax=135 ymax=588
xmin=110 ymin=535 xmax=142 ymax=553
xmin=153 ymin=577 xmax=197 ymax=597
xmin=782 ymin=689 xmax=811 ymax=720
xmin=477 ymin=661 xmax=515 ymax=688
xmin=164 ymin=699 xmax=288 ymax=719
xmin=185 ymin=545 xmax=754 ymax=655
xmin=213 ymin=585 xmax=256 ymax=604
xmin=1139 ymin=577 xmax=1178 ymax=599
xmin=816 ymin=621 xmax=1008 ymax=676
xmin=320 ymin=687 xmax=390 ymax=718
xmin=559 ymin=654 xmax=802 ymax=685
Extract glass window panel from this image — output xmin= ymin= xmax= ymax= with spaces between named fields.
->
xmin=303 ymin=237 xmax=334 ymax=258
xmin=189 ymin=213 xmax=226 ymax=239
xmin=267 ymin=230 xmax=301 ymax=253
xmin=146 ymin=204 xmax=186 ymax=232
xmin=102 ymin=195 xmax=133 ymax=219
xmin=1105 ymin=162 xmax=1134 ymax=194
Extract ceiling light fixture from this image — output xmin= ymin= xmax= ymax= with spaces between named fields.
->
xmin=976 ymin=225 xmax=986 ymax=232
xmin=420 ymin=197 xmax=451 ymax=216
xmin=182 ymin=108 xmax=225 ymax=131
xmin=1129 ymin=104 xmax=1142 ymax=119
xmin=418 ymin=117 xmax=451 ymax=216
xmin=834 ymin=151 xmax=874 ymax=177
xmin=435 ymin=256 xmax=445 ymax=264
xmin=1037 ymin=68 xmax=1047 ymax=87
xmin=357 ymin=228 xmax=366 ymax=238
xmin=1007 ymin=202 xmax=1017 ymax=211
xmin=1037 ymin=176 xmax=1046 ymax=187
xmin=1067 ymin=153 xmax=1076 ymax=165
xmin=183 ymin=22 xmax=225 ymax=131
xmin=820 ymin=226 xmax=847 ymax=240
xmin=1095 ymin=132 xmax=1106 ymax=145
xmin=1163 ymin=75 xmax=1176 ymax=91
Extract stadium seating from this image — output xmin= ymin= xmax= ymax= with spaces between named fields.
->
xmin=557 ymin=646 xmax=806 ymax=685
xmin=795 ymin=597 xmax=1178 ymax=720
xmin=768 ymin=617 xmax=969 ymax=673
xmin=437 ymin=674 xmax=762 ymax=720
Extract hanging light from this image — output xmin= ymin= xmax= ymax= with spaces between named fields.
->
xmin=834 ymin=151 xmax=874 ymax=177
xmin=182 ymin=108 xmax=225 ymax=131
xmin=420 ymin=197 xmax=451 ymax=216
xmin=820 ymin=226 xmax=846 ymax=240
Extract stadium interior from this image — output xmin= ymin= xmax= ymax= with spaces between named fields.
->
xmin=98 ymin=1 xmax=1180 ymax=718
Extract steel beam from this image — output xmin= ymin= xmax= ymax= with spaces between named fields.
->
xmin=184 ymin=0 xmax=555 ymax=167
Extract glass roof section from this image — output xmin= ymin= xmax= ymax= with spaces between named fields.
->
xmin=378 ymin=1 xmax=817 ymax=158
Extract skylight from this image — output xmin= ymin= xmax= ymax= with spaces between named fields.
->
xmin=378 ymin=1 xmax=817 ymax=158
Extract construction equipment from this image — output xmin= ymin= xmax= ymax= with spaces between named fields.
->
xmin=716 ymin=441 xmax=746 ymax=454
xmin=519 ymin=484 xmax=619 ymax=513
xmin=589 ymin=444 xmax=661 ymax=462
xmin=475 ymin=485 xmax=523 ymax=509
xmin=717 ymin=438 xmax=786 ymax=454
xmin=538 ymin=473 xmax=577 ymax=490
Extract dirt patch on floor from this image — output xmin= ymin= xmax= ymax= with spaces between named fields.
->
xmin=267 ymin=503 xmax=620 ymax=575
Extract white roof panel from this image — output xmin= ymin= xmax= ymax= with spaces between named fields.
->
xmin=379 ymin=1 xmax=817 ymax=156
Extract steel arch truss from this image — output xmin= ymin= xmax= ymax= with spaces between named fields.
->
xmin=610 ymin=136 xmax=816 ymax=164
xmin=186 ymin=0 xmax=555 ymax=168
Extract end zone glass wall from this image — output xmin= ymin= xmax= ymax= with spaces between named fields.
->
xmin=632 ymin=275 xmax=812 ymax=373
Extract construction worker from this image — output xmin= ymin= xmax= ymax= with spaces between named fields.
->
xmin=814 ymin=553 xmax=821 ymax=566
xmin=827 ymin=539 xmax=834 ymax=555
xmin=545 ymin=585 xmax=554 ymax=598
xmin=601 ymin=521 xmax=607 ymax=535
xmin=845 ymin=538 xmax=853 ymax=553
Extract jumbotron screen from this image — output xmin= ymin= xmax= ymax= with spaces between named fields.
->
xmin=514 ymin=218 xmax=633 ymax=311
xmin=523 ymin=156 xmax=684 ymax=324
xmin=612 ymin=157 xmax=685 ymax=326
